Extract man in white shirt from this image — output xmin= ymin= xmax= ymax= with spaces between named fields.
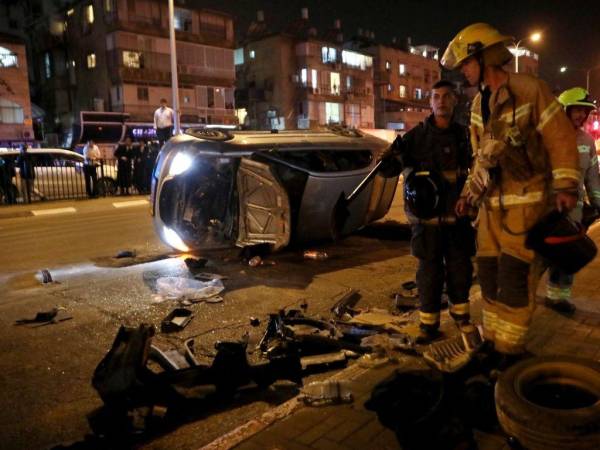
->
xmin=83 ymin=139 xmax=101 ymax=197
xmin=154 ymin=98 xmax=174 ymax=145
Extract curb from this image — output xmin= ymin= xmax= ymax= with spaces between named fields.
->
xmin=200 ymin=362 xmax=372 ymax=450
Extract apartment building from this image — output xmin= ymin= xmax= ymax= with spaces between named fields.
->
xmin=235 ymin=10 xmax=374 ymax=130
xmin=361 ymin=38 xmax=441 ymax=131
xmin=0 ymin=33 xmax=34 ymax=145
xmin=31 ymin=0 xmax=236 ymax=144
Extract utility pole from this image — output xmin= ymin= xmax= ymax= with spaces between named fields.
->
xmin=168 ymin=0 xmax=180 ymax=134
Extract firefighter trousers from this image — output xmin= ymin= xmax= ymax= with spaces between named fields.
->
xmin=476 ymin=202 xmax=546 ymax=355
xmin=411 ymin=221 xmax=475 ymax=329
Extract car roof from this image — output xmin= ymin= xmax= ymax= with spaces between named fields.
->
xmin=0 ymin=148 xmax=83 ymax=158
xmin=172 ymin=129 xmax=389 ymax=154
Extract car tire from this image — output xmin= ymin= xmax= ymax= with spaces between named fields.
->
xmin=98 ymin=178 xmax=116 ymax=196
xmin=495 ymin=355 xmax=600 ymax=450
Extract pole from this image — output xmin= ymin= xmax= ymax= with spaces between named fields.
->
xmin=514 ymin=40 xmax=522 ymax=73
xmin=168 ymin=0 xmax=180 ymax=134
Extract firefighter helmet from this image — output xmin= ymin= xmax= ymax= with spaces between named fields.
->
xmin=525 ymin=210 xmax=597 ymax=274
xmin=558 ymin=87 xmax=597 ymax=111
xmin=403 ymin=170 xmax=443 ymax=219
xmin=441 ymin=23 xmax=513 ymax=70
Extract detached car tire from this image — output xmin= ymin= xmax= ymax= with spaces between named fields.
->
xmin=495 ymin=355 xmax=600 ymax=450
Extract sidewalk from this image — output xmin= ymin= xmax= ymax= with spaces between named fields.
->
xmin=204 ymin=225 xmax=600 ymax=450
xmin=0 ymin=195 xmax=149 ymax=220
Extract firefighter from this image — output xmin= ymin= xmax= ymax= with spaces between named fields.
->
xmin=441 ymin=23 xmax=579 ymax=362
xmin=544 ymin=87 xmax=600 ymax=314
xmin=383 ymin=80 xmax=475 ymax=342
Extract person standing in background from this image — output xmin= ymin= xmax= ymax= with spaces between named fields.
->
xmin=83 ymin=139 xmax=101 ymax=198
xmin=154 ymin=98 xmax=174 ymax=146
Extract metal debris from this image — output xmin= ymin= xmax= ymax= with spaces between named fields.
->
xmin=301 ymin=380 xmax=353 ymax=406
xmin=422 ymin=324 xmax=483 ymax=373
xmin=161 ymin=308 xmax=194 ymax=333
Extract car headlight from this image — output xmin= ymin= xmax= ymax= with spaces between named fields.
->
xmin=168 ymin=152 xmax=193 ymax=176
xmin=162 ymin=226 xmax=190 ymax=252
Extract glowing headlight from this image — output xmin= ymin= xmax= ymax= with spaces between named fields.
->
xmin=168 ymin=152 xmax=193 ymax=176
xmin=163 ymin=226 xmax=190 ymax=252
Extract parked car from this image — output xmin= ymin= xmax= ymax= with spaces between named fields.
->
xmin=150 ymin=128 xmax=399 ymax=252
xmin=0 ymin=148 xmax=117 ymax=202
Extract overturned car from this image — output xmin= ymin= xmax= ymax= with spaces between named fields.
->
xmin=150 ymin=128 xmax=398 ymax=252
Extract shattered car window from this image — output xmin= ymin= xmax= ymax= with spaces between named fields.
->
xmin=266 ymin=149 xmax=373 ymax=172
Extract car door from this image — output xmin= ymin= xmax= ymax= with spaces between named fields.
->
xmin=236 ymin=157 xmax=291 ymax=250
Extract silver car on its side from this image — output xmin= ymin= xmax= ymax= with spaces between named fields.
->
xmin=150 ymin=128 xmax=398 ymax=252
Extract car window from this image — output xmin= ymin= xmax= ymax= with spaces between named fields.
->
xmin=266 ymin=149 xmax=373 ymax=172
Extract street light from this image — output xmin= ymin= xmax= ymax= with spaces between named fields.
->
xmin=558 ymin=65 xmax=600 ymax=92
xmin=513 ymin=31 xmax=542 ymax=73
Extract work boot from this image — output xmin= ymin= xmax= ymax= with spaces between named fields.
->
xmin=544 ymin=297 xmax=576 ymax=315
xmin=416 ymin=323 xmax=441 ymax=344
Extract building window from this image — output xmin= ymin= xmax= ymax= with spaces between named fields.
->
xmin=325 ymin=102 xmax=341 ymax=123
xmin=342 ymin=50 xmax=372 ymax=70
xmin=137 ymin=87 xmax=149 ymax=101
xmin=234 ymin=48 xmax=244 ymax=65
xmin=330 ymin=72 xmax=340 ymax=95
xmin=300 ymin=68 xmax=308 ymax=85
xmin=387 ymin=83 xmax=393 ymax=92
xmin=0 ymin=98 xmax=24 ymax=124
xmin=174 ymin=8 xmax=192 ymax=32
xmin=249 ymin=50 xmax=255 ymax=59
xmin=399 ymin=85 xmax=406 ymax=98
xmin=82 ymin=4 xmax=94 ymax=32
xmin=385 ymin=60 xmax=391 ymax=71
xmin=346 ymin=75 xmax=352 ymax=90
xmin=414 ymin=88 xmax=422 ymax=100
xmin=183 ymin=96 xmax=190 ymax=104
xmin=123 ymin=51 xmax=141 ymax=68
xmin=321 ymin=46 xmax=337 ymax=63
xmin=0 ymin=46 xmax=18 ymax=67
xmin=311 ymin=69 xmax=318 ymax=90
xmin=207 ymin=87 xmax=214 ymax=108
xmin=104 ymin=0 xmax=115 ymax=12
xmin=399 ymin=63 xmax=405 ymax=75
xmin=43 ymin=52 xmax=52 ymax=78
xmin=67 ymin=8 xmax=74 ymax=16
xmin=86 ymin=53 xmax=96 ymax=69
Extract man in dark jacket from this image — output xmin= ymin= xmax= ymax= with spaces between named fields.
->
xmin=114 ymin=137 xmax=134 ymax=195
xmin=384 ymin=80 xmax=475 ymax=342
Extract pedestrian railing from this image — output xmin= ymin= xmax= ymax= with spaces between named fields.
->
xmin=0 ymin=157 xmax=154 ymax=206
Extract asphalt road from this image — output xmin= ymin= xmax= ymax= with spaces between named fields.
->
xmin=0 ymin=194 xmax=413 ymax=450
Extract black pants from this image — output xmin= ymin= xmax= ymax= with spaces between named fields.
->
xmin=84 ymin=165 xmax=98 ymax=197
xmin=156 ymin=127 xmax=173 ymax=145
xmin=411 ymin=222 xmax=475 ymax=326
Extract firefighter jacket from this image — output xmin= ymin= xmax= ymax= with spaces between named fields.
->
xmin=571 ymin=128 xmax=600 ymax=223
xmin=399 ymin=114 xmax=471 ymax=224
xmin=464 ymin=73 xmax=580 ymax=232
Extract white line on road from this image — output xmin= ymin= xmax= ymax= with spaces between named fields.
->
xmin=112 ymin=200 xmax=149 ymax=208
xmin=31 ymin=207 xmax=77 ymax=216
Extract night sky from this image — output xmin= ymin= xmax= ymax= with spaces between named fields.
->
xmin=193 ymin=0 xmax=600 ymax=95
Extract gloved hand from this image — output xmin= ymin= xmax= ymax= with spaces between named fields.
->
xmin=465 ymin=162 xmax=490 ymax=205
xmin=377 ymin=136 xmax=404 ymax=178
xmin=479 ymin=138 xmax=505 ymax=169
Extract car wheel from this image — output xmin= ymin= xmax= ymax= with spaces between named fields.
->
xmin=97 ymin=178 xmax=116 ymax=196
xmin=495 ymin=355 xmax=600 ymax=450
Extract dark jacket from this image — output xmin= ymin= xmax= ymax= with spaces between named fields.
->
xmin=398 ymin=115 xmax=471 ymax=223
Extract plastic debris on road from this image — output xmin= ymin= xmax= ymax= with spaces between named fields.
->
xmin=301 ymin=380 xmax=353 ymax=406
xmin=154 ymin=277 xmax=224 ymax=302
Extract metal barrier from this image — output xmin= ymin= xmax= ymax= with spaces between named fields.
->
xmin=0 ymin=157 xmax=154 ymax=205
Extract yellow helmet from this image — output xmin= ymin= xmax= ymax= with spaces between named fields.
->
xmin=441 ymin=23 xmax=513 ymax=69
xmin=558 ymin=87 xmax=596 ymax=110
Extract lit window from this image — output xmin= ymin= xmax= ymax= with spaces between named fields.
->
xmin=311 ymin=69 xmax=318 ymax=89
xmin=123 ymin=51 xmax=141 ymax=68
xmin=67 ymin=8 xmax=74 ymax=16
xmin=321 ymin=46 xmax=337 ymax=63
xmin=85 ymin=4 xmax=94 ymax=24
xmin=399 ymin=63 xmax=405 ymax=75
xmin=300 ymin=68 xmax=308 ymax=85
xmin=414 ymin=88 xmax=422 ymax=99
xmin=0 ymin=47 xmax=18 ymax=68
xmin=385 ymin=60 xmax=391 ymax=71
xmin=330 ymin=72 xmax=340 ymax=95
xmin=87 ymin=53 xmax=96 ymax=69
xmin=325 ymin=102 xmax=341 ymax=123
xmin=346 ymin=75 xmax=352 ymax=90
xmin=342 ymin=50 xmax=372 ymax=70
xmin=399 ymin=85 xmax=406 ymax=98
xmin=43 ymin=52 xmax=52 ymax=78
xmin=387 ymin=83 xmax=393 ymax=92
xmin=104 ymin=0 xmax=115 ymax=13
xmin=183 ymin=96 xmax=190 ymax=103
xmin=174 ymin=8 xmax=192 ymax=32
xmin=0 ymin=98 xmax=24 ymax=124
xmin=249 ymin=50 xmax=255 ymax=59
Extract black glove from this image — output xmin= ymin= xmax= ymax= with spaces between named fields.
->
xmin=377 ymin=136 xmax=404 ymax=178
